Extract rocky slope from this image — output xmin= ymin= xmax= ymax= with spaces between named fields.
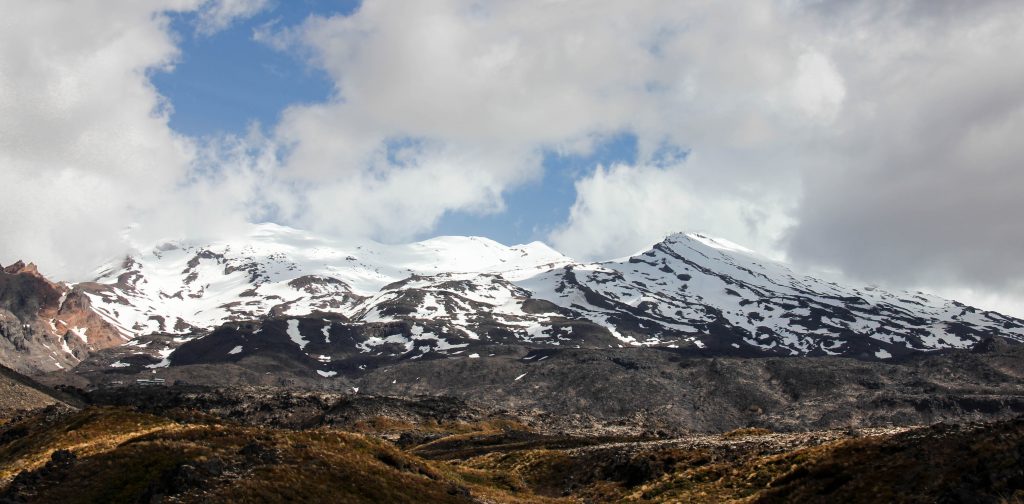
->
xmin=59 ymin=340 xmax=1024 ymax=434
xmin=0 ymin=261 xmax=123 ymax=374
xmin=0 ymin=362 xmax=81 ymax=422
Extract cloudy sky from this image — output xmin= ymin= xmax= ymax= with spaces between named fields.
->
xmin=1 ymin=0 xmax=1022 ymax=316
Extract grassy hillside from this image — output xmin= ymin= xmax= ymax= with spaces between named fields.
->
xmin=0 ymin=401 xmax=1021 ymax=502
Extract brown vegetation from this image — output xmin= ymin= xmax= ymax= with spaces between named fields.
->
xmin=0 ymin=404 xmax=1021 ymax=503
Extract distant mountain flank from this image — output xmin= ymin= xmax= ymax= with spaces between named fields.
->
xmin=3 ymin=223 xmax=1023 ymax=377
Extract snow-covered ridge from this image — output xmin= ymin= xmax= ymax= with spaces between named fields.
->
xmin=79 ymin=224 xmax=1024 ymax=363
xmin=83 ymin=223 xmax=572 ymax=337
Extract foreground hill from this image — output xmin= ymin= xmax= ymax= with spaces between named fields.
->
xmin=0 ymin=363 xmax=78 ymax=423
xmin=0 ymin=401 xmax=1021 ymax=503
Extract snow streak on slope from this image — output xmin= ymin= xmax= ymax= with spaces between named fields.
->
xmin=79 ymin=225 xmax=1024 ymax=364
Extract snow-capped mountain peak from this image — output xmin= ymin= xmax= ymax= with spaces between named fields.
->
xmin=70 ymin=225 xmax=1024 ymax=374
xmin=81 ymin=224 xmax=572 ymax=338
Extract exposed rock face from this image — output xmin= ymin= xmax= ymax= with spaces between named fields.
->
xmin=52 ymin=288 xmax=126 ymax=350
xmin=0 ymin=263 xmax=122 ymax=374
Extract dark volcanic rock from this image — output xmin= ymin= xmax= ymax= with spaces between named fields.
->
xmin=353 ymin=345 xmax=1024 ymax=432
xmin=70 ymin=344 xmax=1024 ymax=434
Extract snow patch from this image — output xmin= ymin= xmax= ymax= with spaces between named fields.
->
xmin=146 ymin=347 xmax=173 ymax=369
xmin=59 ymin=338 xmax=76 ymax=357
xmin=358 ymin=333 xmax=414 ymax=353
xmin=322 ymin=321 xmax=331 ymax=343
xmin=287 ymin=319 xmax=309 ymax=350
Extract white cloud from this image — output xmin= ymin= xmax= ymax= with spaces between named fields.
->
xmin=256 ymin=0 xmax=827 ymax=244
xmin=549 ymin=161 xmax=794 ymax=261
xmin=784 ymin=1 xmax=1024 ymax=300
xmin=0 ymin=0 xmax=266 ymax=279
xmin=539 ymin=0 xmax=1024 ymax=314
xmin=0 ymin=1 xmax=199 ymax=278
xmin=196 ymin=0 xmax=271 ymax=36
xmin=296 ymin=143 xmax=538 ymax=240
xmin=791 ymin=51 xmax=846 ymax=122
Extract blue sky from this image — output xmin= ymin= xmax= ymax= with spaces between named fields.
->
xmin=153 ymin=1 xmax=637 ymax=246
xmin=154 ymin=2 xmax=347 ymax=138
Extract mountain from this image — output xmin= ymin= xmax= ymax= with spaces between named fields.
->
xmin=515 ymin=231 xmax=1024 ymax=356
xmin=80 ymin=223 xmax=571 ymax=337
xmin=4 ymin=225 xmax=1024 ymax=501
xmin=58 ymin=224 xmax=1021 ymax=376
xmin=2 ymin=223 xmax=1021 ymax=378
